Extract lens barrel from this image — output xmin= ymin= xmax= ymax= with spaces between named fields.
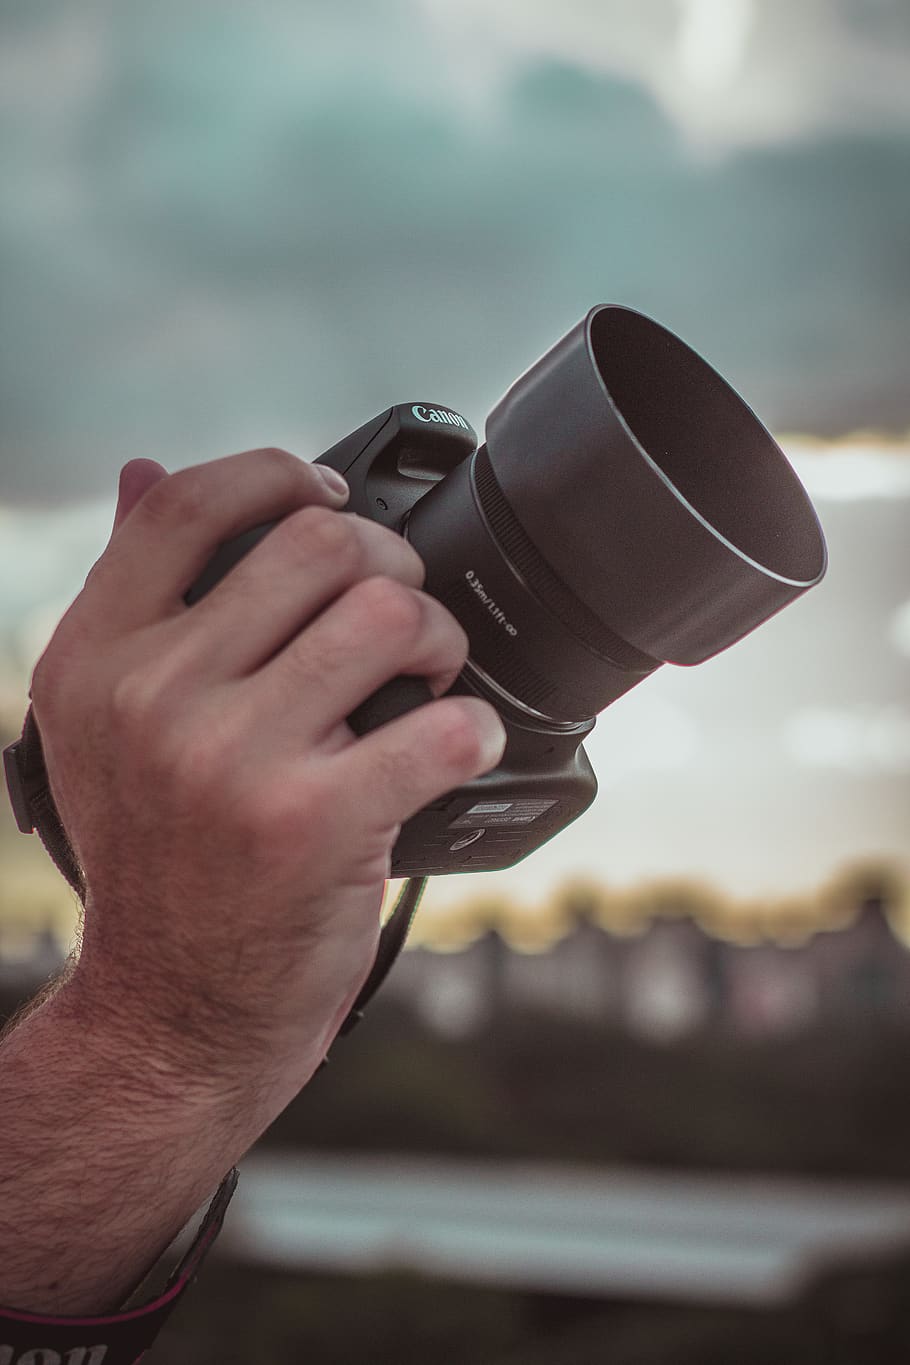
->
xmin=406 ymin=305 xmax=827 ymax=723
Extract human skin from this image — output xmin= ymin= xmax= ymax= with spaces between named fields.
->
xmin=0 ymin=450 xmax=506 ymax=1314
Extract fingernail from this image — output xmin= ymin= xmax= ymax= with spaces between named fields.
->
xmin=314 ymin=464 xmax=349 ymax=501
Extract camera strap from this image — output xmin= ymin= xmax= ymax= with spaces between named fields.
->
xmin=4 ymin=704 xmax=87 ymax=903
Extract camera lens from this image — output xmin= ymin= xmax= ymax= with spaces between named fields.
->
xmin=405 ymin=305 xmax=827 ymax=724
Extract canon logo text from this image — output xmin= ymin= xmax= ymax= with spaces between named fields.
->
xmin=411 ymin=405 xmax=469 ymax=430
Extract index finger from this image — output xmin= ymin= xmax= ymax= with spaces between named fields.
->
xmin=87 ymin=448 xmax=349 ymax=627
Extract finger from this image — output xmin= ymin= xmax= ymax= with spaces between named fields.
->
xmin=88 ymin=449 xmax=349 ymax=626
xmin=238 ymin=577 xmax=469 ymax=742
xmin=327 ymin=695 xmax=507 ymax=832
xmin=184 ymin=510 xmax=426 ymax=679
xmin=110 ymin=459 xmax=169 ymax=536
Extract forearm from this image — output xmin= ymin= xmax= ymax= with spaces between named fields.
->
xmin=0 ymin=970 xmax=335 ymax=1315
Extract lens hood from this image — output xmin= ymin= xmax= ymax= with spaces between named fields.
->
xmin=485 ymin=305 xmax=827 ymax=666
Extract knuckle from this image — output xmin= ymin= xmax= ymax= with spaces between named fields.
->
xmin=395 ymin=534 xmax=427 ymax=588
xmin=352 ymin=577 xmax=423 ymax=640
xmin=432 ymin=702 xmax=488 ymax=771
xmin=286 ymin=505 xmax=362 ymax=572
xmin=140 ymin=469 xmax=206 ymax=527
xmin=242 ymin=775 xmax=327 ymax=852
xmin=154 ymin=711 xmax=239 ymax=804
xmin=356 ymin=516 xmax=425 ymax=587
xmin=169 ymin=729 xmax=222 ymax=796
xmin=436 ymin=605 xmax=470 ymax=662
xmin=109 ymin=667 xmax=168 ymax=738
xmin=256 ymin=446 xmax=301 ymax=480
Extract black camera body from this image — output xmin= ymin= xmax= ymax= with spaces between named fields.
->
xmin=322 ymin=403 xmax=603 ymax=876
xmin=189 ymin=401 xmax=600 ymax=877
xmin=187 ymin=306 xmax=827 ymax=879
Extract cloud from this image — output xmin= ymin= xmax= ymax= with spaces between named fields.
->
xmin=786 ymin=441 xmax=910 ymax=502
xmin=891 ymin=602 xmax=910 ymax=659
xmin=584 ymin=692 xmax=700 ymax=788
xmin=6 ymin=1 xmax=910 ymax=155
xmin=0 ymin=501 xmax=111 ymax=619
xmin=0 ymin=500 xmax=112 ymax=706
xmin=413 ymin=0 xmax=910 ymax=150
xmin=784 ymin=704 xmax=910 ymax=775
xmin=1 ymin=2 xmax=910 ymax=505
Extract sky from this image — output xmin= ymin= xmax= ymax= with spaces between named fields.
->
xmin=1 ymin=0 xmax=910 ymax=505
xmin=0 ymin=0 xmax=908 ymax=935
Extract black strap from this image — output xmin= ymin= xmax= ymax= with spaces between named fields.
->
xmin=4 ymin=706 xmax=86 ymax=902
xmin=336 ymin=875 xmax=427 ymax=1037
xmin=3 ymin=706 xmax=424 ymax=1035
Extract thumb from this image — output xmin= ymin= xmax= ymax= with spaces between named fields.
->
xmin=111 ymin=458 xmax=169 ymax=535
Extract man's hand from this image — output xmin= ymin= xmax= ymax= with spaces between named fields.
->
xmin=0 ymin=448 xmax=505 ymax=1315
xmin=33 ymin=448 xmax=505 ymax=1093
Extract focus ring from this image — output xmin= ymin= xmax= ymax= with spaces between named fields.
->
xmin=473 ymin=446 xmax=659 ymax=672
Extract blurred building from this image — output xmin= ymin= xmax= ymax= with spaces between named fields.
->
xmin=386 ymin=885 xmax=910 ymax=1042
xmin=3 ymin=877 xmax=908 ymax=1042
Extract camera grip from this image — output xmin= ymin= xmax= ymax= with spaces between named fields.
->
xmin=346 ymin=676 xmax=434 ymax=737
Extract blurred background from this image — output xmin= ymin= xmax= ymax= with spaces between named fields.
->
xmin=1 ymin=0 xmax=909 ymax=1360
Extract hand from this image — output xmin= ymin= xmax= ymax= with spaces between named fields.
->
xmin=30 ymin=449 xmax=506 ymax=1101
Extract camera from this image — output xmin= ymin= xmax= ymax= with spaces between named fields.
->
xmin=186 ymin=305 xmax=827 ymax=879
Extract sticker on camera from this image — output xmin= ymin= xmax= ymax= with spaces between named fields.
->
xmin=450 ymin=798 xmax=556 ymax=829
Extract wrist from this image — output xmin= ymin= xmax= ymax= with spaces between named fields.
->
xmin=0 ymin=979 xmax=245 ymax=1316
xmin=60 ymin=922 xmax=368 ymax=1117
xmin=35 ymin=972 xmax=258 ymax=1126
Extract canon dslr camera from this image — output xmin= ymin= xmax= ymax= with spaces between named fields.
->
xmin=187 ymin=305 xmax=827 ymax=878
